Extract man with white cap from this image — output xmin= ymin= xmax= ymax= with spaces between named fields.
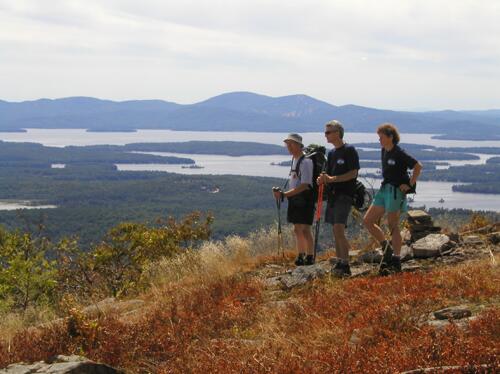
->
xmin=273 ymin=133 xmax=315 ymax=266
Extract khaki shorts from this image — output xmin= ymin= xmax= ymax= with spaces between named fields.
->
xmin=325 ymin=194 xmax=353 ymax=226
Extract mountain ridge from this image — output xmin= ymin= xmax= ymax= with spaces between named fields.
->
xmin=1 ymin=92 xmax=499 ymax=137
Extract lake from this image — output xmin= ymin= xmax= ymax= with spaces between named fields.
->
xmin=116 ymin=154 xmax=500 ymax=211
xmin=2 ymin=128 xmax=500 ymax=148
xmin=2 ymin=129 xmax=500 ymax=212
xmin=0 ymin=200 xmax=57 ymax=211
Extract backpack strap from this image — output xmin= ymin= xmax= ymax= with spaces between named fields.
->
xmin=291 ymin=154 xmax=314 ymax=191
xmin=292 ymin=155 xmax=305 ymax=180
xmin=282 ymin=156 xmax=295 ymax=190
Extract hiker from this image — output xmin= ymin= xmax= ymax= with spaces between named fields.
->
xmin=272 ymin=133 xmax=315 ymax=266
xmin=363 ymin=123 xmax=423 ymax=275
xmin=317 ymin=120 xmax=360 ymax=277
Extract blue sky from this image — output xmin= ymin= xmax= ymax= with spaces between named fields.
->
xmin=1 ymin=0 xmax=499 ymax=110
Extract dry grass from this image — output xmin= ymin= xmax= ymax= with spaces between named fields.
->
xmin=142 ymin=225 xmax=296 ymax=289
xmin=0 ymin=224 xmax=499 ymax=373
xmin=0 ymin=305 xmax=56 ymax=354
xmin=1 ymin=251 xmax=498 ymax=373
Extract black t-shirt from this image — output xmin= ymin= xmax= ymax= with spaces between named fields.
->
xmin=327 ymin=143 xmax=360 ymax=196
xmin=381 ymin=145 xmax=418 ymax=187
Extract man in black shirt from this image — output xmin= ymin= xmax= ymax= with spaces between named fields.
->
xmin=363 ymin=123 xmax=422 ymax=275
xmin=317 ymin=120 xmax=360 ymax=277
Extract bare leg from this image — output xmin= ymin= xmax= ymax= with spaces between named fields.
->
xmin=387 ymin=211 xmax=402 ymax=256
xmin=293 ymin=224 xmax=305 ymax=254
xmin=295 ymin=224 xmax=313 ymax=255
xmin=363 ymin=205 xmax=386 ymax=243
xmin=303 ymin=225 xmax=314 ymax=255
xmin=333 ymin=223 xmax=350 ymax=261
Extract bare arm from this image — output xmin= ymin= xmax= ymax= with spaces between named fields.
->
xmin=272 ymin=182 xmax=311 ymax=200
xmin=409 ymin=162 xmax=423 ymax=186
xmin=284 ymin=183 xmax=310 ymax=198
xmin=400 ymin=162 xmax=423 ymax=192
xmin=317 ymin=169 xmax=358 ymax=185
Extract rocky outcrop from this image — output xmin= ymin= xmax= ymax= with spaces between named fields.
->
xmin=433 ymin=305 xmax=472 ymax=320
xmin=265 ymin=260 xmax=373 ymax=290
xmin=265 ymin=261 xmax=331 ymax=289
xmin=264 ymin=219 xmax=497 ymax=290
xmin=419 ymin=304 xmax=480 ymax=330
xmin=0 ymin=355 xmax=122 ymax=374
xmin=411 ymin=234 xmax=455 ymax=258
xmin=462 ymin=235 xmax=484 ymax=246
xmin=401 ymin=364 xmax=494 ymax=374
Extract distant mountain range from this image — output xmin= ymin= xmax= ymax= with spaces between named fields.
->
xmin=1 ymin=92 xmax=499 ymax=139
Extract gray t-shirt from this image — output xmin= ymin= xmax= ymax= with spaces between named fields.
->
xmin=289 ymin=156 xmax=313 ymax=190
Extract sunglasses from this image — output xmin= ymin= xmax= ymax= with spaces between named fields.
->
xmin=324 ymin=130 xmax=338 ymax=135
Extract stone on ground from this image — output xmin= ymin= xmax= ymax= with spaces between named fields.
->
xmin=412 ymin=234 xmax=452 ymax=258
xmin=462 ymin=235 xmax=484 ymax=245
xmin=0 ymin=355 xmax=122 ymax=374
xmin=433 ymin=305 xmax=472 ymax=320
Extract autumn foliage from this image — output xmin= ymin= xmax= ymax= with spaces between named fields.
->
xmin=0 ymin=212 xmax=498 ymax=372
xmin=0 ymin=255 xmax=498 ymax=373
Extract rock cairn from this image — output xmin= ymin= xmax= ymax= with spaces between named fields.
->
xmin=406 ymin=210 xmax=441 ymax=242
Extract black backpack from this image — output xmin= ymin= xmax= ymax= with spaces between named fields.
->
xmin=294 ymin=144 xmax=327 ymax=200
xmin=353 ymin=181 xmax=372 ymax=212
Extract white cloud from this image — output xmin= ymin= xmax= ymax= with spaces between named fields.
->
xmin=0 ymin=0 xmax=499 ymax=109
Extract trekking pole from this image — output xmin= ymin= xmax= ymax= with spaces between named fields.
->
xmin=274 ymin=157 xmax=294 ymax=259
xmin=378 ymin=220 xmax=396 ymax=274
xmin=276 ymin=198 xmax=284 ymax=258
xmin=273 ymin=187 xmax=285 ymax=258
xmin=313 ymin=179 xmax=325 ymax=262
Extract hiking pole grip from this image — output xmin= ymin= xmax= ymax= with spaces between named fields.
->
xmin=315 ymin=180 xmax=325 ymax=221
xmin=274 ymin=191 xmax=284 ymax=258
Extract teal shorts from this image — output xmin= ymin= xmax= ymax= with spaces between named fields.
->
xmin=373 ymin=184 xmax=408 ymax=213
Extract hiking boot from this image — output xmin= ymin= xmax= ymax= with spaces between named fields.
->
xmin=378 ymin=240 xmax=394 ymax=276
xmin=304 ymin=254 xmax=315 ymax=265
xmin=389 ymin=255 xmax=402 ymax=273
xmin=380 ymin=256 xmax=402 ymax=276
xmin=294 ymin=253 xmax=306 ymax=266
xmin=331 ymin=261 xmax=351 ymax=278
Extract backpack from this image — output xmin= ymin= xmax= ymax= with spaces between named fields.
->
xmin=353 ymin=180 xmax=372 ymax=212
xmin=294 ymin=144 xmax=327 ymax=200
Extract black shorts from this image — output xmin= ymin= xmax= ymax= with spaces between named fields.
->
xmin=325 ymin=194 xmax=353 ymax=226
xmin=287 ymin=194 xmax=315 ymax=225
